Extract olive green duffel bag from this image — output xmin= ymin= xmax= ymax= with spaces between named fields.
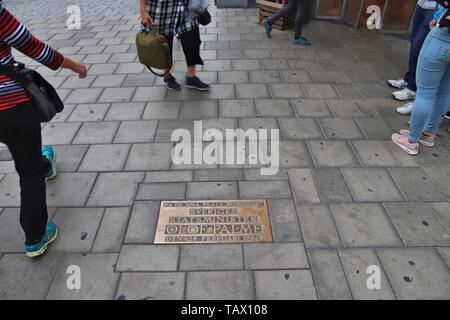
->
xmin=136 ymin=26 xmax=172 ymax=77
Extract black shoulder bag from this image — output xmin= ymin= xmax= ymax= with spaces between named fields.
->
xmin=0 ymin=62 xmax=64 ymax=122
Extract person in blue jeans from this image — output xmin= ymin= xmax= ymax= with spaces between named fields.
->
xmin=263 ymin=0 xmax=310 ymax=46
xmin=389 ymin=0 xmax=437 ymax=114
xmin=392 ymin=2 xmax=450 ymax=155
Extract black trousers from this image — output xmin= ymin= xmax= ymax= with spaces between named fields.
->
xmin=164 ymin=27 xmax=203 ymax=67
xmin=0 ymin=101 xmax=50 ymax=245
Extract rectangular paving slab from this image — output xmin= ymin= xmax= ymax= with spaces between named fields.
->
xmin=255 ymin=270 xmax=317 ymax=300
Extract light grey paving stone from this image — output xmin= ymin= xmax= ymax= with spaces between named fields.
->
xmin=0 ymin=174 xmax=20 ymax=206
xmin=280 ymin=70 xmax=312 ymax=83
xmin=98 ymin=87 xmax=135 ymax=103
xmin=237 ymin=84 xmax=269 ymax=99
xmin=271 ymin=49 xmax=299 ymax=59
xmin=61 ymin=75 xmax=96 ymax=89
xmin=232 ymin=59 xmax=261 ymax=70
xmin=250 ymin=70 xmax=282 ymax=83
xmin=310 ymin=70 xmax=352 ymax=84
xmin=65 ymin=88 xmax=103 ymax=104
xmin=268 ymin=199 xmax=302 ymax=242
xmin=356 ymin=118 xmax=394 ymax=140
xmin=330 ymin=203 xmax=402 ymax=247
xmin=204 ymin=59 xmax=232 ymax=71
xmin=245 ymin=49 xmax=272 ymax=59
xmin=270 ymin=83 xmax=305 ymax=99
xmin=104 ymin=44 xmax=130 ymax=53
xmin=313 ymin=168 xmax=353 ymax=203
xmin=146 ymin=170 xmax=194 ymax=182
xmin=0 ymin=209 xmax=26 ymax=253
xmin=181 ymin=100 xmax=218 ymax=119
xmin=309 ymin=249 xmax=353 ymax=300
xmin=143 ymin=101 xmax=181 ymax=120
xmin=338 ymin=249 xmax=396 ymax=300
xmin=115 ymin=272 xmax=185 ymax=300
xmin=52 ymin=145 xmax=88 ymax=172
xmin=238 ymin=117 xmax=279 ymax=133
xmin=277 ymin=141 xmax=314 ymax=168
xmin=166 ymin=84 xmax=235 ymax=101
xmin=92 ymin=207 xmax=130 ymax=252
xmin=352 ymin=141 xmax=418 ymax=167
xmin=218 ymin=71 xmax=249 ymax=83
xmin=79 ymin=45 xmax=105 ymax=54
xmin=255 ymin=270 xmax=317 ymax=300
xmin=42 ymin=122 xmax=82 ymax=145
xmin=72 ymin=122 xmax=119 ymax=144
xmin=194 ymin=169 xmax=243 ymax=181
xmin=124 ymin=201 xmax=160 ymax=244
xmin=262 ymin=59 xmax=291 ymax=70
xmin=244 ymin=168 xmax=288 ymax=180
xmin=239 ymin=180 xmax=292 ymax=199
xmin=122 ymin=73 xmax=155 ymax=87
xmin=137 ymin=182 xmax=186 ymax=200
xmin=82 ymin=53 xmax=112 ymax=64
xmin=116 ymin=245 xmax=179 ymax=271
xmin=255 ymin=99 xmax=293 ymax=117
xmin=180 ymin=244 xmax=243 ymax=271
xmin=49 ymin=104 xmax=76 ymax=122
xmin=326 ymin=99 xmax=363 ymax=117
xmin=52 ymin=208 xmax=104 ymax=252
xmin=187 ymin=181 xmax=238 ymax=200
xmin=79 ymin=144 xmax=130 ymax=172
xmin=288 ymin=168 xmax=320 ymax=204
xmin=422 ymin=165 xmax=450 ymax=199
xmin=377 ymin=248 xmax=450 ymax=299
xmin=438 ymin=248 xmax=450 ymax=267
xmin=219 ymin=99 xmax=256 ymax=118
xmin=430 ymin=202 xmax=450 ymax=231
xmin=342 ymin=168 xmax=404 ymax=202
xmin=114 ymin=120 xmax=158 ymax=143
xmin=91 ymin=74 xmax=126 ymax=88
xmin=47 ymin=253 xmax=119 ymax=300
xmin=104 ymin=102 xmax=145 ymax=120
xmin=67 ymin=104 xmax=110 ymax=122
xmin=0 ymin=253 xmax=59 ymax=300
xmin=292 ymin=99 xmax=332 ymax=117
xmin=218 ymin=49 xmax=244 ymax=59
xmin=388 ymin=168 xmax=445 ymax=201
xmin=319 ymin=118 xmax=364 ymax=140
xmin=279 ymin=118 xmax=323 ymax=140
xmin=109 ymin=52 xmax=138 ymax=63
xmin=115 ymin=62 xmax=145 ymax=74
xmin=186 ymin=271 xmax=254 ymax=300
xmin=125 ymin=143 xmax=172 ymax=171
xmin=46 ymin=173 xmax=97 ymax=206
xmin=296 ymin=204 xmax=342 ymax=248
xmin=384 ymin=203 xmax=450 ymax=246
xmin=244 ymin=243 xmax=308 ymax=269
xmin=87 ymin=172 xmax=144 ymax=206
xmin=289 ymin=59 xmax=321 ymax=71
xmin=133 ymin=87 xmax=167 ymax=102
xmin=309 ymin=141 xmax=358 ymax=167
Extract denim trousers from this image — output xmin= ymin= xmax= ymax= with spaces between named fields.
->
xmin=269 ymin=0 xmax=307 ymax=37
xmin=409 ymin=26 xmax=450 ymax=142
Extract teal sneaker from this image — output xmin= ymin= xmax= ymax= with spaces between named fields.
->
xmin=42 ymin=145 xmax=57 ymax=180
xmin=263 ymin=19 xmax=272 ymax=38
xmin=26 ymin=222 xmax=58 ymax=258
xmin=291 ymin=35 xmax=311 ymax=46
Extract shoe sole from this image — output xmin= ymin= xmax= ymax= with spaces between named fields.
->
xmin=393 ymin=95 xmax=415 ymax=101
xmin=396 ymin=110 xmax=412 ymax=115
xmin=26 ymin=227 xmax=59 ymax=258
xmin=387 ymin=81 xmax=406 ymax=89
xmin=186 ymin=85 xmax=210 ymax=91
xmin=392 ymin=139 xmax=418 ymax=156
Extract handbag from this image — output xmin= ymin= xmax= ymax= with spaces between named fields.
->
xmin=136 ymin=25 xmax=173 ymax=77
xmin=0 ymin=62 xmax=64 ymax=122
xmin=198 ymin=8 xmax=211 ymax=26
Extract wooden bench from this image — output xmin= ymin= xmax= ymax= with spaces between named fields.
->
xmin=256 ymin=0 xmax=296 ymax=30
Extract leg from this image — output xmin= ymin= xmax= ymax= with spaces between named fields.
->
xmin=163 ymin=34 xmax=174 ymax=75
xmin=268 ymin=0 xmax=297 ymax=23
xmin=294 ymin=0 xmax=307 ymax=38
xmin=179 ymin=27 xmax=203 ymax=75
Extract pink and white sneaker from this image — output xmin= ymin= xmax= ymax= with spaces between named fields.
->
xmin=391 ymin=133 xmax=419 ymax=155
xmin=399 ymin=129 xmax=436 ymax=147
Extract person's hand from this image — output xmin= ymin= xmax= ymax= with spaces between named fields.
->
xmin=62 ymin=57 xmax=87 ymax=79
xmin=429 ymin=19 xmax=437 ymax=29
xmin=140 ymin=12 xmax=154 ymax=25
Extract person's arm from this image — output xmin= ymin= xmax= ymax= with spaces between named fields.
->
xmin=140 ymin=0 xmax=154 ymax=25
xmin=0 ymin=6 xmax=86 ymax=78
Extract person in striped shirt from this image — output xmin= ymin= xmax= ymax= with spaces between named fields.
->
xmin=0 ymin=2 xmax=87 ymax=258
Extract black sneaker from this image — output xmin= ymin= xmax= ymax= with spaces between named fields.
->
xmin=186 ymin=76 xmax=210 ymax=91
xmin=163 ymin=74 xmax=181 ymax=91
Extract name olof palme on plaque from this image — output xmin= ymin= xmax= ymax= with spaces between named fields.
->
xmin=154 ymin=199 xmax=273 ymax=244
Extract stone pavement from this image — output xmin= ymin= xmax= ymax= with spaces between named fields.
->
xmin=1 ymin=4 xmax=450 ymax=300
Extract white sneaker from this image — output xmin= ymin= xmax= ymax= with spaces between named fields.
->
xmin=396 ymin=102 xmax=414 ymax=115
xmin=388 ymin=79 xmax=407 ymax=89
xmin=393 ymin=88 xmax=416 ymax=101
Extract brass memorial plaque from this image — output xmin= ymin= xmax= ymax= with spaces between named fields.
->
xmin=154 ymin=200 xmax=273 ymax=244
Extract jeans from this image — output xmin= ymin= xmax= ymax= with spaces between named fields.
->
xmin=403 ymin=6 xmax=435 ymax=92
xmin=409 ymin=27 xmax=450 ymax=142
xmin=0 ymin=102 xmax=50 ymax=245
xmin=269 ymin=0 xmax=307 ymax=37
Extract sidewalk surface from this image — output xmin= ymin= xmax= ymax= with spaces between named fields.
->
xmin=0 ymin=2 xmax=449 ymax=300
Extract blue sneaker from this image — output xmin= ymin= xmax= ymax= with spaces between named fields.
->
xmin=291 ymin=35 xmax=311 ymax=46
xmin=26 ymin=222 xmax=59 ymax=258
xmin=42 ymin=145 xmax=57 ymax=180
xmin=186 ymin=76 xmax=210 ymax=91
xmin=263 ymin=19 xmax=272 ymax=38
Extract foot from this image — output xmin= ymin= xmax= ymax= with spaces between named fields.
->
xmin=186 ymin=76 xmax=210 ymax=91
xmin=399 ymin=129 xmax=436 ymax=147
xmin=42 ymin=145 xmax=57 ymax=180
xmin=263 ymin=19 xmax=272 ymax=38
xmin=387 ymin=79 xmax=407 ymax=89
xmin=392 ymin=88 xmax=416 ymax=101
xmin=163 ymin=74 xmax=181 ymax=91
xmin=391 ymin=133 xmax=419 ymax=155
xmin=291 ymin=35 xmax=311 ymax=46
xmin=26 ymin=222 xmax=58 ymax=258
xmin=396 ymin=102 xmax=414 ymax=115
xmin=444 ymin=111 xmax=450 ymax=120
